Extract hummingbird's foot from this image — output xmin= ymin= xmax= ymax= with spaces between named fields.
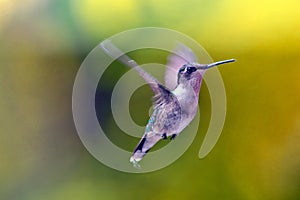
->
xmin=162 ymin=133 xmax=167 ymax=140
xmin=170 ymin=134 xmax=177 ymax=140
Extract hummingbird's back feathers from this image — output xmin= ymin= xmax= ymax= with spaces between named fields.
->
xmin=152 ymin=92 xmax=182 ymax=133
xmin=165 ymin=43 xmax=198 ymax=91
xmin=152 ymin=84 xmax=174 ymax=107
xmin=130 ymin=95 xmax=182 ymax=163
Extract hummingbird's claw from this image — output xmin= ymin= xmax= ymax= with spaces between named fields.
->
xmin=170 ymin=134 xmax=177 ymax=140
xmin=162 ymin=133 xmax=167 ymax=140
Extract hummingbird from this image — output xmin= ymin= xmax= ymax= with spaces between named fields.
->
xmin=101 ymin=41 xmax=235 ymax=168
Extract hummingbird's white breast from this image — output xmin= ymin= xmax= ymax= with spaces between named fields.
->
xmin=171 ymin=84 xmax=199 ymax=134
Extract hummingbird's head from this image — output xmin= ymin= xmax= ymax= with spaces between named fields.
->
xmin=177 ymin=63 xmax=203 ymax=85
xmin=177 ymin=59 xmax=236 ymax=89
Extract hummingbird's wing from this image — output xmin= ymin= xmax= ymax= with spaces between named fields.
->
xmin=100 ymin=40 xmax=164 ymax=95
xmin=100 ymin=40 xmax=181 ymax=131
xmin=165 ymin=43 xmax=198 ymax=90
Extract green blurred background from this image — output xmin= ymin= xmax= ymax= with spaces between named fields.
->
xmin=1 ymin=0 xmax=300 ymax=199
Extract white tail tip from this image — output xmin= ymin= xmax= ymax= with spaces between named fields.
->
xmin=130 ymin=157 xmax=141 ymax=169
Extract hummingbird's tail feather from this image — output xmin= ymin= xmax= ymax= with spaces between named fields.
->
xmin=130 ymin=133 xmax=162 ymax=166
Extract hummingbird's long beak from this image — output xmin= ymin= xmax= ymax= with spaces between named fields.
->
xmin=196 ymin=59 xmax=235 ymax=70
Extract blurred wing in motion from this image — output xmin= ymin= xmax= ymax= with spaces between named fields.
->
xmin=101 ymin=40 xmax=177 ymax=115
xmin=100 ymin=40 xmax=164 ymax=95
xmin=165 ymin=43 xmax=198 ymax=90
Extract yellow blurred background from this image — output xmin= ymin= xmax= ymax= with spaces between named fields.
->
xmin=1 ymin=0 xmax=300 ymax=199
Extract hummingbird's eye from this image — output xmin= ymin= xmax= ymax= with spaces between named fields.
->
xmin=186 ymin=66 xmax=197 ymax=74
xmin=179 ymin=67 xmax=185 ymax=73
